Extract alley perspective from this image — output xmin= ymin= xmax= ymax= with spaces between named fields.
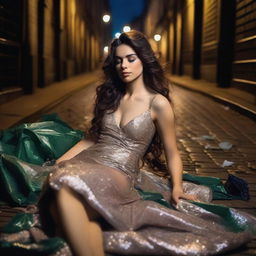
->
xmin=0 ymin=0 xmax=256 ymax=256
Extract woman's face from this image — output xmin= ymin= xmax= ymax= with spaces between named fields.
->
xmin=114 ymin=44 xmax=143 ymax=83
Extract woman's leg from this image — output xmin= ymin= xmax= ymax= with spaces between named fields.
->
xmin=52 ymin=185 xmax=104 ymax=256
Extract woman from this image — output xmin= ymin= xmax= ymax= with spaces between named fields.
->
xmin=48 ymin=30 xmax=199 ymax=255
xmin=1 ymin=30 xmax=255 ymax=256
xmin=39 ymin=30 xmax=255 ymax=255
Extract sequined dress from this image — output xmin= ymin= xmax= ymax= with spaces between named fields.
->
xmin=44 ymin=108 xmax=256 ymax=256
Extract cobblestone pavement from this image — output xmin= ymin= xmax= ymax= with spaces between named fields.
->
xmin=1 ymin=80 xmax=256 ymax=255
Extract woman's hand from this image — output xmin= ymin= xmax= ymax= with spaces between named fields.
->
xmin=171 ymin=186 xmax=199 ymax=206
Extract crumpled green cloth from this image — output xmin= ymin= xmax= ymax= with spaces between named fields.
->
xmin=0 ymin=212 xmax=68 ymax=255
xmin=0 ymin=114 xmax=83 ymax=206
xmin=0 ymin=113 xmax=84 ymax=165
xmin=0 ymin=153 xmax=51 ymax=205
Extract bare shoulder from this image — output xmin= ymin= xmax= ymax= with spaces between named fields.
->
xmin=149 ymin=94 xmax=174 ymax=123
xmin=151 ymin=94 xmax=172 ymax=112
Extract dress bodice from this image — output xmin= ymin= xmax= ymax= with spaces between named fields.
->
xmin=83 ymin=110 xmax=156 ymax=179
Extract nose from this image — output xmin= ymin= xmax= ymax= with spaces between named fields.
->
xmin=120 ymin=59 xmax=128 ymax=70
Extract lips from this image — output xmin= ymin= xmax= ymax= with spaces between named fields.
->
xmin=121 ymin=72 xmax=131 ymax=77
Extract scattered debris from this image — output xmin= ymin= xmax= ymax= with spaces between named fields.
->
xmin=221 ymin=160 xmax=234 ymax=167
xmin=192 ymin=135 xmax=216 ymax=141
xmin=204 ymin=144 xmax=220 ymax=150
xmin=218 ymin=142 xmax=233 ymax=150
xmin=221 ymin=106 xmax=230 ymax=111
xmin=204 ymin=141 xmax=233 ymax=150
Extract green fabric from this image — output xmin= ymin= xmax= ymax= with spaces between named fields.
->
xmin=0 ymin=237 xmax=66 ymax=255
xmin=182 ymin=173 xmax=241 ymax=200
xmin=0 ymin=154 xmax=50 ymax=205
xmin=0 ymin=212 xmax=67 ymax=255
xmin=0 ymin=114 xmax=84 ymax=205
xmin=190 ymin=201 xmax=248 ymax=232
xmin=0 ymin=115 xmax=82 ymax=256
xmin=0 ymin=113 xmax=84 ymax=165
xmin=2 ymin=213 xmax=34 ymax=233
xmin=136 ymin=187 xmax=175 ymax=209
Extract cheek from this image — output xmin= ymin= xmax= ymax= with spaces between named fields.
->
xmin=134 ymin=61 xmax=143 ymax=73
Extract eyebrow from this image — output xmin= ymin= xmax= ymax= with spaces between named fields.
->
xmin=115 ymin=54 xmax=137 ymax=59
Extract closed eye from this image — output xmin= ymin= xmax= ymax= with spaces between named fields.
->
xmin=115 ymin=58 xmax=136 ymax=64
xmin=115 ymin=54 xmax=137 ymax=65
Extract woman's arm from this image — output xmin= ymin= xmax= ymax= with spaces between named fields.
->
xmin=56 ymin=138 xmax=95 ymax=164
xmin=152 ymin=95 xmax=197 ymax=205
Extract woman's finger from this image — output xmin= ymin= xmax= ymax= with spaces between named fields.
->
xmin=181 ymin=193 xmax=198 ymax=201
xmin=171 ymin=195 xmax=179 ymax=205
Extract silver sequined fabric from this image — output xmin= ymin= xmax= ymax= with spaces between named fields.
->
xmin=47 ymin=110 xmax=255 ymax=255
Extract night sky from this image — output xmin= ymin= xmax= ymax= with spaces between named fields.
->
xmin=109 ymin=0 xmax=146 ymax=37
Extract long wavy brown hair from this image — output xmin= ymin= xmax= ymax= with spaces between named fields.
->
xmin=89 ymin=30 xmax=172 ymax=177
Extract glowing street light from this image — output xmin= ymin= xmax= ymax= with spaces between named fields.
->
xmin=123 ymin=26 xmax=131 ymax=32
xmin=103 ymin=46 xmax=109 ymax=54
xmin=154 ymin=34 xmax=161 ymax=41
xmin=115 ymin=32 xmax=121 ymax=38
xmin=103 ymin=14 xmax=111 ymax=23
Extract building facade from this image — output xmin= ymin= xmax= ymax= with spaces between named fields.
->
xmin=144 ymin=0 xmax=256 ymax=97
xmin=0 ymin=0 xmax=111 ymax=103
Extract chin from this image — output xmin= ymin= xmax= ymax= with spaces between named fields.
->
xmin=121 ymin=76 xmax=133 ymax=83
